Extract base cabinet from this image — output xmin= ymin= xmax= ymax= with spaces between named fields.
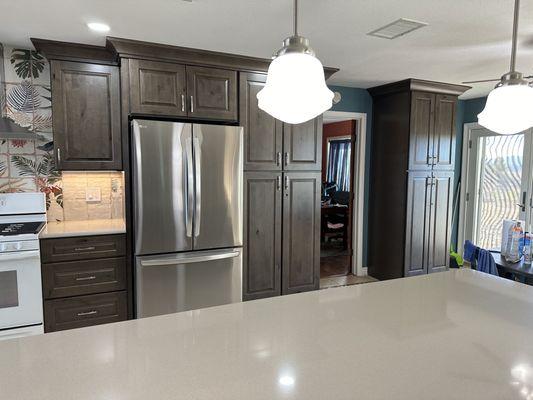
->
xmin=41 ymin=234 xmax=128 ymax=333
xmin=243 ymin=172 xmax=320 ymax=300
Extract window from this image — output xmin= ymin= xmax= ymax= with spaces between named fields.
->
xmin=459 ymin=125 xmax=533 ymax=251
xmin=326 ymin=137 xmax=352 ymax=192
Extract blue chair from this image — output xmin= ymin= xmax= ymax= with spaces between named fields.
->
xmin=463 ymin=240 xmax=499 ymax=276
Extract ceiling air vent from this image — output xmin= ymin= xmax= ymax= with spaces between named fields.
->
xmin=367 ymin=18 xmax=428 ymax=39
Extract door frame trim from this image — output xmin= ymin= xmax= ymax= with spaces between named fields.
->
xmin=323 ymin=111 xmax=367 ymax=276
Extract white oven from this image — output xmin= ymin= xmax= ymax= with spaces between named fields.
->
xmin=0 ymin=240 xmax=43 ymax=333
xmin=0 ymin=193 xmax=46 ymax=340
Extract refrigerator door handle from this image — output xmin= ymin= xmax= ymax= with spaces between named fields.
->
xmin=193 ymin=136 xmax=202 ymax=238
xmin=139 ymin=250 xmax=240 ymax=267
xmin=184 ymin=137 xmax=194 ymax=238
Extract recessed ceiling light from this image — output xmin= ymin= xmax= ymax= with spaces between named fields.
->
xmin=87 ymin=22 xmax=110 ymax=33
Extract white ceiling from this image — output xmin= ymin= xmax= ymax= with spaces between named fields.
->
xmin=2 ymin=0 xmax=533 ymax=99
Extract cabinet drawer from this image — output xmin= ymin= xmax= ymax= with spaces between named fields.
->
xmin=42 ymin=257 xmax=126 ymax=299
xmin=44 ymin=292 xmax=127 ymax=332
xmin=41 ymin=234 xmax=126 ymax=263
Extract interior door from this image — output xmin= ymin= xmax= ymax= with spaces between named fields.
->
xmin=282 ymin=172 xmax=321 ymax=294
xmin=404 ymin=171 xmax=432 ymax=277
xmin=240 ymin=73 xmax=283 ymax=171
xmin=132 ymin=120 xmax=192 ymax=255
xmin=186 ymin=66 xmax=238 ymax=121
xmin=428 ymin=171 xmax=453 ymax=273
xmin=243 ymin=172 xmax=282 ymax=301
xmin=192 ymin=124 xmax=243 ymax=250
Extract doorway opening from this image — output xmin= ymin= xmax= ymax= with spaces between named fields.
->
xmin=320 ymin=120 xmax=354 ymax=279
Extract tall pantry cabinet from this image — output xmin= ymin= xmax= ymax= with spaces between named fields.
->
xmin=368 ymin=79 xmax=470 ymax=280
xmin=240 ymin=72 xmax=322 ymax=300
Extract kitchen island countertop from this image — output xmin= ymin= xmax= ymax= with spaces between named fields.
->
xmin=1 ymin=269 xmax=532 ymax=399
xmin=39 ymin=218 xmax=126 ymax=238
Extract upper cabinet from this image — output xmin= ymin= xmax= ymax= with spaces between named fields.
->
xmin=51 ymin=61 xmax=122 ymax=170
xmin=187 ymin=66 xmax=237 ymax=121
xmin=129 ymin=60 xmax=237 ymax=122
xmin=408 ymin=91 xmax=457 ymax=171
xmin=283 ymin=118 xmax=322 ymax=171
xmin=129 ymin=59 xmax=187 ymax=116
xmin=240 ymin=73 xmax=283 ymax=171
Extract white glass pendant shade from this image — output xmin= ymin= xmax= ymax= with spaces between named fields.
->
xmin=257 ymin=53 xmax=334 ymax=124
xmin=478 ymin=84 xmax=533 ymax=135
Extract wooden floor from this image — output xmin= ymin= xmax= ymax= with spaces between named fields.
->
xmin=320 ymin=255 xmax=351 ymax=278
xmin=320 ymin=274 xmax=378 ymax=289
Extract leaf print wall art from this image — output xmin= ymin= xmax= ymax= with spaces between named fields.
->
xmin=10 ymin=49 xmax=45 ymax=79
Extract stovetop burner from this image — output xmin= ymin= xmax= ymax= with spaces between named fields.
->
xmin=0 ymin=221 xmax=45 ymax=236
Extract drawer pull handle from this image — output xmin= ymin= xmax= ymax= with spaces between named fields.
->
xmin=77 ymin=310 xmax=98 ymax=317
xmin=74 ymin=246 xmax=96 ymax=252
xmin=75 ymin=275 xmax=97 ymax=281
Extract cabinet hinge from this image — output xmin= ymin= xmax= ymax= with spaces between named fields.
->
xmin=466 ymin=192 xmax=470 ymax=202
xmin=468 ymin=139 xmax=472 ymax=149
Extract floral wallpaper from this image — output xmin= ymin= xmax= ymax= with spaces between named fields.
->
xmin=0 ymin=43 xmax=124 ymax=221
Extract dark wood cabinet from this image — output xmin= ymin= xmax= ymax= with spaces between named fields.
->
xmin=129 ymin=59 xmax=187 ymax=116
xmin=368 ymin=79 xmax=469 ymax=280
xmin=44 ymin=292 xmax=127 ymax=332
xmin=42 ymin=257 xmax=126 ymax=299
xmin=428 ymin=171 xmax=454 ymax=273
xmin=41 ymin=234 xmax=128 ymax=333
xmin=187 ymin=66 xmax=237 ymax=121
xmin=404 ymin=171 xmax=432 ymax=277
xmin=409 ymin=91 xmax=435 ymax=170
xmin=243 ymin=172 xmax=282 ymax=300
xmin=240 ymin=73 xmax=283 ymax=171
xmin=128 ymin=60 xmax=237 ymax=121
xmin=433 ymin=95 xmax=457 ymax=170
xmin=41 ymin=234 xmax=126 ymax=263
xmin=283 ymin=118 xmax=322 ymax=171
xmin=282 ymin=172 xmax=321 ymax=294
xmin=51 ymin=61 xmax=122 ymax=170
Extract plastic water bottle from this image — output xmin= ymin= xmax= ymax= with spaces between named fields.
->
xmin=506 ymin=221 xmax=523 ymax=263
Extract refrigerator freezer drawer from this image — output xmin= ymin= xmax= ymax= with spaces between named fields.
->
xmin=135 ymin=248 xmax=242 ymax=318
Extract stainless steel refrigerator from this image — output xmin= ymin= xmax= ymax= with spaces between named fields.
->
xmin=132 ymin=119 xmax=243 ymax=318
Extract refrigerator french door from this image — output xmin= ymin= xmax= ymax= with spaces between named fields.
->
xmin=132 ymin=120 xmax=243 ymax=318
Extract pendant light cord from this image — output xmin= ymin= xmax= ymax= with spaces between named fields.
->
xmin=294 ymin=0 xmax=298 ymax=36
xmin=510 ymin=0 xmax=520 ymax=72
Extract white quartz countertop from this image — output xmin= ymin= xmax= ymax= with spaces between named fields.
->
xmin=39 ymin=219 xmax=126 ymax=238
xmin=1 ymin=269 xmax=533 ymax=399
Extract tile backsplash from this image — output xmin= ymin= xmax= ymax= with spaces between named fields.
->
xmin=0 ymin=42 xmax=125 ymax=222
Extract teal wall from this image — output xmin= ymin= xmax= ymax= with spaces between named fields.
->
xmin=327 ymin=85 xmax=373 ymax=266
xmin=451 ymin=96 xmax=487 ymax=249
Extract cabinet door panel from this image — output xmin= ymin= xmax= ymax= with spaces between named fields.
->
xmin=51 ymin=61 xmax=121 ymax=170
xmin=404 ymin=171 xmax=432 ymax=277
xmin=282 ymin=172 xmax=320 ymax=294
xmin=187 ymin=66 xmax=237 ymax=121
xmin=243 ymin=172 xmax=282 ymax=300
xmin=129 ymin=59 xmax=187 ymax=116
xmin=283 ymin=118 xmax=322 ymax=171
xmin=240 ymin=73 xmax=282 ymax=171
xmin=409 ymin=92 xmax=434 ymax=170
xmin=433 ymin=94 xmax=456 ymax=170
xmin=428 ymin=171 xmax=453 ymax=273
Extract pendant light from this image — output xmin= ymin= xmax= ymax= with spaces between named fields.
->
xmin=477 ymin=0 xmax=533 ymax=135
xmin=257 ymin=0 xmax=334 ymax=124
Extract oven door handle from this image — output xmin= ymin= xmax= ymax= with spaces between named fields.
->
xmin=0 ymin=250 xmax=40 ymax=261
